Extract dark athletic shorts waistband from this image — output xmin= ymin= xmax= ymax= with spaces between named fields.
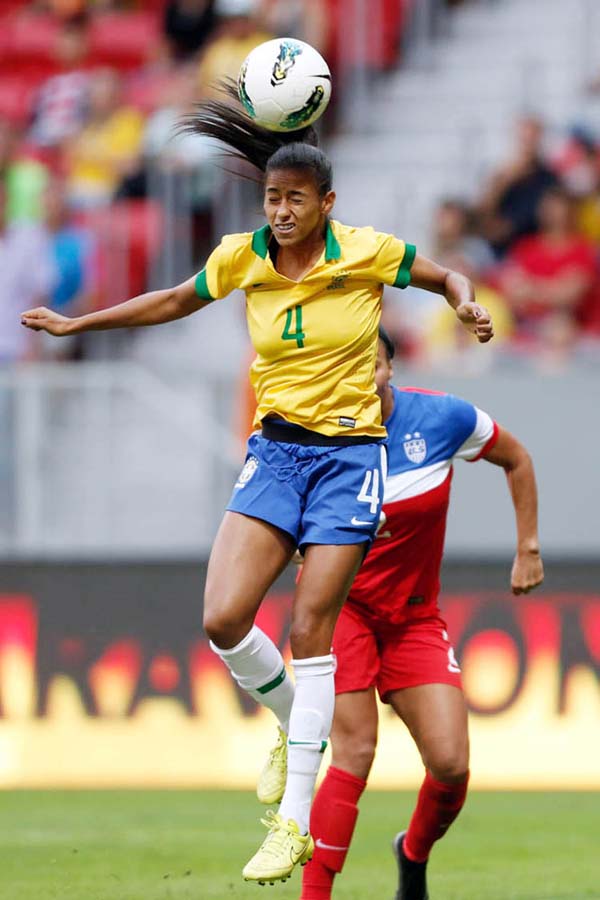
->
xmin=261 ymin=418 xmax=383 ymax=447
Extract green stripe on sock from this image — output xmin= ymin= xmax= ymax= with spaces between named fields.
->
xmin=256 ymin=666 xmax=286 ymax=695
xmin=288 ymin=740 xmax=328 ymax=753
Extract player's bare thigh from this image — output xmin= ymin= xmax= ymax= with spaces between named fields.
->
xmin=203 ymin=511 xmax=295 ymax=648
xmin=292 ymin=542 xmax=366 ymax=658
xmin=389 ymin=684 xmax=469 ymax=783
xmin=330 ymin=688 xmax=379 ymax=782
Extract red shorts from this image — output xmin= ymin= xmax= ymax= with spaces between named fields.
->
xmin=332 ymin=604 xmax=463 ymax=702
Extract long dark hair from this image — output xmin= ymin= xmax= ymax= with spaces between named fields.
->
xmin=181 ymin=80 xmax=333 ymax=195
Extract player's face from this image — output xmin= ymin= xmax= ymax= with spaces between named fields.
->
xmin=374 ymin=340 xmax=393 ymax=400
xmin=264 ymin=168 xmax=335 ymax=247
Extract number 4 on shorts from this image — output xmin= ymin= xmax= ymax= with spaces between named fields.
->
xmin=357 ymin=468 xmax=380 ymax=515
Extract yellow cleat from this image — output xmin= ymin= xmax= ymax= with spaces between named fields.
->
xmin=257 ymin=726 xmax=288 ymax=805
xmin=242 ymin=810 xmax=314 ymax=885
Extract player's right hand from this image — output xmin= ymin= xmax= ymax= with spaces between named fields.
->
xmin=511 ymin=549 xmax=544 ymax=595
xmin=21 ymin=307 xmax=74 ymax=336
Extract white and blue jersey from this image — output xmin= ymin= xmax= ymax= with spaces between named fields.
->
xmin=348 ymin=386 xmax=498 ymax=623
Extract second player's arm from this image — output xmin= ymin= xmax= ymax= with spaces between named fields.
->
xmin=410 ymin=254 xmax=494 ymax=344
xmin=483 ymin=427 xmax=544 ymax=595
xmin=21 ymin=276 xmax=208 ymax=336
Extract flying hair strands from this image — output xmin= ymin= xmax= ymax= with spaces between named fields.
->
xmin=180 ymin=80 xmax=332 ymax=194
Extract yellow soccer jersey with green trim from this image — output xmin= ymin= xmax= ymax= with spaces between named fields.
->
xmin=195 ymin=219 xmax=416 ymax=438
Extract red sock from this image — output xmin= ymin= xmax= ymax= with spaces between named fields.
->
xmin=403 ymin=770 xmax=469 ymax=863
xmin=299 ymin=766 xmax=367 ymax=900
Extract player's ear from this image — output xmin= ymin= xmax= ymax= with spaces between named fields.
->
xmin=322 ymin=190 xmax=335 ymax=215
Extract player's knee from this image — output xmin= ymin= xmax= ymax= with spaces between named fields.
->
xmin=332 ymin=732 xmax=376 ymax=781
xmin=289 ymin=620 xmax=328 ymax=658
xmin=351 ymin=735 xmax=377 ymax=777
xmin=203 ymin=605 xmax=249 ymax=649
xmin=427 ymin=747 xmax=469 ymax=783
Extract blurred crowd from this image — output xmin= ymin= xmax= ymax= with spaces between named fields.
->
xmin=1 ymin=1 xmax=599 ymax=371
xmin=0 ymin=0 xmax=407 ymax=363
xmin=384 ymin=115 xmax=600 ymax=370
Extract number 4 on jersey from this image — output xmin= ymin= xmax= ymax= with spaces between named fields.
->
xmin=357 ymin=468 xmax=380 ymax=515
xmin=282 ymin=305 xmax=305 ymax=348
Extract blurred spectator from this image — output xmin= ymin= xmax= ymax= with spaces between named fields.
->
xmin=432 ymin=198 xmax=495 ymax=277
xmin=259 ymin=0 xmax=329 ymax=52
xmin=143 ymin=65 xmax=217 ymax=207
xmin=29 ymin=17 xmax=91 ymax=149
xmin=499 ymin=186 xmax=600 ymax=357
xmin=0 ymin=181 xmax=56 ymax=363
xmin=478 ymin=116 xmax=558 ymax=257
xmin=163 ymin=0 xmax=216 ymax=62
xmin=65 ymin=68 xmax=144 ymax=208
xmin=40 ymin=0 xmax=87 ymax=23
xmin=0 ymin=119 xmax=49 ymax=223
xmin=41 ymin=177 xmax=98 ymax=359
xmin=552 ymin=126 xmax=600 ymax=199
xmin=196 ymin=0 xmax=272 ymax=98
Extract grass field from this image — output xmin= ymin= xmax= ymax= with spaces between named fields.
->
xmin=0 ymin=790 xmax=598 ymax=900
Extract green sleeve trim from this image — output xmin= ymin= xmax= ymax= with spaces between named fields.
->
xmin=393 ymin=242 xmax=416 ymax=288
xmin=194 ymin=268 xmax=214 ymax=301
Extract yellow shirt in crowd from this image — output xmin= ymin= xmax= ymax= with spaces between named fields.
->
xmin=195 ymin=219 xmax=415 ymax=438
xmin=68 ymin=107 xmax=144 ymax=201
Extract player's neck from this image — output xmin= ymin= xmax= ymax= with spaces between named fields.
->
xmin=275 ymin=223 xmax=326 ymax=281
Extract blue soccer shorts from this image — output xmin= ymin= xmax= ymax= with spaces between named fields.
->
xmin=227 ymin=432 xmax=387 ymax=550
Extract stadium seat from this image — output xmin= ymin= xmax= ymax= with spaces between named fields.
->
xmin=88 ymin=13 xmax=162 ymax=72
xmin=0 ymin=76 xmax=36 ymax=125
xmin=3 ymin=13 xmax=60 ymax=62
xmin=0 ymin=12 xmax=61 ymax=81
xmin=326 ymin=0 xmax=408 ymax=70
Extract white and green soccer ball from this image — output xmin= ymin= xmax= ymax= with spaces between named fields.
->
xmin=238 ymin=38 xmax=332 ymax=133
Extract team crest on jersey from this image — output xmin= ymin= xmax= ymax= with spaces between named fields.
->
xmin=403 ymin=432 xmax=427 ymax=464
xmin=235 ymin=456 xmax=259 ymax=489
xmin=326 ymin=270 xmax=351 ymax=291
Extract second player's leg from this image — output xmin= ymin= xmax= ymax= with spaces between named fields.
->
xmin=389 ymin=683 xmax=470 ymax=900
xmin=389 ymin=683 xmax=469 ymax=783
xmin=301 ymin=689 xmax=378 ymax=900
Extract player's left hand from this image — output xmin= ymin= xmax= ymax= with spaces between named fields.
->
xmin=455 ymin=302 xmax=494 ymax=343
xmin=511 ymin=549 xmax=544 ymax=595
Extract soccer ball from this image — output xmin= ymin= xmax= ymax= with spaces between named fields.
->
xmin=238 ymin=38 xmax=331 ymax=133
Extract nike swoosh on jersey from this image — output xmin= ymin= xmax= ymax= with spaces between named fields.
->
xmin=315 ymin=838 xmax=349 ymax=852
xmin=351 ymin=516 xmax=372 ymax=526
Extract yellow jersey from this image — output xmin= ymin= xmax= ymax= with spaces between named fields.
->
xmin=195 ymin=219 xmax=415 ymax=438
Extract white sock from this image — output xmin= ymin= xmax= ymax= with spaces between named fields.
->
xmin=209 ymin=626 xmax=294 ymax=732
xmin=278 ymin=654 xmax=336 ymax=834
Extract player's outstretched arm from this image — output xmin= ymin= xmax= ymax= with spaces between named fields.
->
xmin=21 ymin=275 xmax=208 ymax=337
xmin=483 ymin=427 xmax=544 ymax=595
xmin=409 ymin=253 xmax=494 ymax=344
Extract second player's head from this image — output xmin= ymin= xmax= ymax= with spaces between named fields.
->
xmin=375 ymin=325 xmax=395 ymax=402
